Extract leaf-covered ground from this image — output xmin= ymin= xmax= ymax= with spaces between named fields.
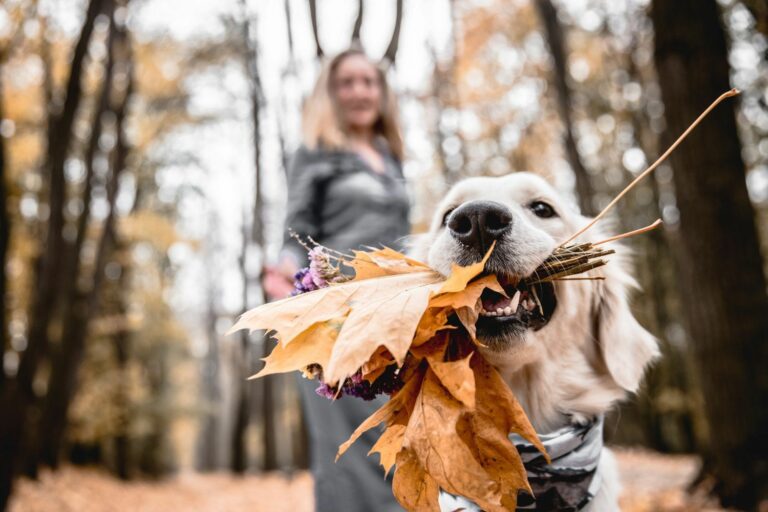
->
xmin=9 ymin=448 xmax=723 ymax=512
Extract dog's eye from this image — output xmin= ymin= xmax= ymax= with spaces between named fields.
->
xmin=529 ymin=201 xmax=557 ymax=219
xmin=441 ymin=207 xmax=456 ymax=226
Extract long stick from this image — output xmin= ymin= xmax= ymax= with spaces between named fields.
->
xmin=592 ymin=219 xmax=663 ymax=246
xmin=560 ymin=88 xmax=740 ymax=247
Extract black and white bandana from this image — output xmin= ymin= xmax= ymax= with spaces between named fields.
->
xmin=438 ymin=416 xmax=604 ymax=511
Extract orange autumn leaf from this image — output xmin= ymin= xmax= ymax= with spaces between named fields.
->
xmin=324 ymin=271 xmax=444 ymax=385
xmin=361 ymin=347 xmax=396 ymax=383
xmin=473 ymin=355 xmax=547 ymax=457
xmin=404 ymin=368 xmax=501 ymax=509
xmin=412 ymin=307 xmax=453 ymax=346
xmin=250 ymin=321 xmax=341 ymax=379
xmin=228 ymin=283 xmax=357 ymax=345
xmin=392 ymin=449 xmax=441 ymax=511
xmin=346 ymin=247 xmax=431 ymax=280
xmin=456 ymin=304 xmax=480 ymax=341
xmin=336 ymin=364 xmax=425 ymax=461
xmin=434 ymin=240 xmax=495 ymax=295
xmin=369 ymin=423 xmax=407 ymax=476
xmin=427 ymin=352 xmax=476 ymax=410
xmin=429 ymin=273 xmax=505 ymax=310
xmin=470 ymin=412 xmax=532 ymax=507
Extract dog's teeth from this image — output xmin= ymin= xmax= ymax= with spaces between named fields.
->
xmin=510 ymin=291 xmax=521 ymax=311
xmin=502 ymin=306 xmax=512 ymax=316
xmin=495 ymin=307 xmax=504 ymax=315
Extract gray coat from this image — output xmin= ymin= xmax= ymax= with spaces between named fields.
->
xmin=282 ymin=144 xmax=410 ymax=267
xmin=283 ymin=144 xmax=409 ymax=512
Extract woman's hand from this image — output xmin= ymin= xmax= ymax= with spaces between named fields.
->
xmin=264 ymin=259 xmax=298 ymax=301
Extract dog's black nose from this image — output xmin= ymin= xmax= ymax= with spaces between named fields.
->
xmin=447 ymin=200 xmax=512 ymax=253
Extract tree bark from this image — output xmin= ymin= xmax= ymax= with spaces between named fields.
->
xmin=651 ymin=0 xmax=768 ymax=508
xmin=197 ymin=267 xmax=222 ymax=471
xmin=231 ymin=220 xmax=251 ymax=474
xmin=351 ymin=0 xmax=364 ymax=48
xmin=0 ymin=0 xmax=106 ymax=507
xmin=31 ymin=6 xmax=116 ymax=471
xmin=111 ymin=237 xmax=131 ymax=480
xmin=38 ymin=5 xmax=132 ymax=470
xmin=534 ymin=0 xmax=595 ymax=215
xmin=0 ymin=65 xmax=9 ymax=391
xmin=239 ymin=1 xmax=278 ymax=472
xmin=382 ymin=0 xmax=403 ymax=66
xmin=308 ymin=0 xmax=324 ymax=59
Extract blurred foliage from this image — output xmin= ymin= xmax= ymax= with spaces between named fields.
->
xmin=0 ymin=0 xmax=767 ymax=505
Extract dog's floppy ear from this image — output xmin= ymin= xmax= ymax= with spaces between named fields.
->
xmin=594 ymin=254 xmax=659 ymax=392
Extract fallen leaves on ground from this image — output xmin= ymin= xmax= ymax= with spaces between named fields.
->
xmin=8 ymin=450 xmax=726 ymax=512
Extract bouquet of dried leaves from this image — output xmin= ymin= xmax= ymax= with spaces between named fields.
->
xmin=229 ymin=89 xmax=738 ymax=511
xmin=229 ymin=241 xmax=621 ymax=510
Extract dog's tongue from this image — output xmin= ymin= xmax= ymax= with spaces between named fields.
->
xmin=480 ymin=290 xmax=511 ymax=311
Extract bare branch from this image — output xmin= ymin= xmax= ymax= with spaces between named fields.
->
xmin=381 ymin=0 xmax=403 ymax=66
xmin=308 ymin=0 xmax=324 ymax=59
xmin=351 ymin=0 xmax=364 ymax=49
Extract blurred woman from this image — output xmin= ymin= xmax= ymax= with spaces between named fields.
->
xmin=264 ymin=49 xmax=409 ymax=512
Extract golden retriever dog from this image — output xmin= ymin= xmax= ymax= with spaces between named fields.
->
xmin=409 ymin=172 xmax=659 ymax=511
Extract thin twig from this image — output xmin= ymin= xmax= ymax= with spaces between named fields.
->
xmin=559 ymin=88 xmax=740 ymax=247
xmin=592 ymin=219 xmax=663 ymax=246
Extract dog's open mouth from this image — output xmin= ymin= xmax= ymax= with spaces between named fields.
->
xmin=475 ymin=274 xmax=557 ymax=341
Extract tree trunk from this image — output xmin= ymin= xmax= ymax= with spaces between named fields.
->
xmin=231 ymin=219 xmax=251 ymax=474
xmin=111 ymin=237 xmax=131 ymax=480
xmin=33 ymin=5 xmax=116 ymax=470
xmin=38 ymin=7 xmax=131 ymax=469
xmin=240 ymin=2 xmax=278 ymax=472
xmin=197 ymin=218 xmax=222 ymax=471
xmin=0 ymin=0 xmax=106 ymax=507
xmin=534 ymin=0 xmax=595 ymax=215
xmin=308 ymin=0 xmax=324 ymax=59
xmin=0 ymin=67 xmax=9 ymax=391
xmin=230 ymin=334 xmax=250 ymax=474
xmin=651 ymin=0 xmax=768 ymax=508
xmin=351 ymin=0 xmax=364 ymax=48
xmin=197 ymin=280 xmax=221 ymax=471
xmin=382 ymin=0 xmax=403 ymax=65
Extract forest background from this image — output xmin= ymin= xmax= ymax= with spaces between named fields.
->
xmin=1 ymin=0 xmax=767 ymax=510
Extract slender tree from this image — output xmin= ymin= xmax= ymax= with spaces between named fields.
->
xmin=308 ymin=0 xmax=324 ymax=58
xmin=0 ymin=0 xmax=106 ymax=506
xmin=534 ymin=0 xmax=595 ymax=215
xmin=0 ymin=58 xmax=8 ymax=392
xmin=231 ymin=215 xmax=251 ymax=473
xmin=38 ymin=2 xmax=133 ymax=469
xmin=351 ymin=0 xmax=364 ymax=48
xmin=382 ymin=0 xmax=403 ymax=65
xmin=651 ymin=0 xmax=768 ymax=508
xmin=35 ymin=0 xmax=116 ymax=469
xmin=196 ymin=216 xmax=222 ymax=471
xmin=239 ymin=0 xmax=278 ymax=471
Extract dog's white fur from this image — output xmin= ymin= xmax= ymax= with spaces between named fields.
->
xmin=409 ymin=173 xmax=659 ymax=511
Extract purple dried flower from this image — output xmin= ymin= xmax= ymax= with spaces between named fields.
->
xmin=315 ymin=381 xmax=338 ymax=399
xmin=314 ymin=366 xmax=405 ymax=402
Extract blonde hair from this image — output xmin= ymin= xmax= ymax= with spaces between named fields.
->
xmin=301 ymin=49 xmax=404 ymax=161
